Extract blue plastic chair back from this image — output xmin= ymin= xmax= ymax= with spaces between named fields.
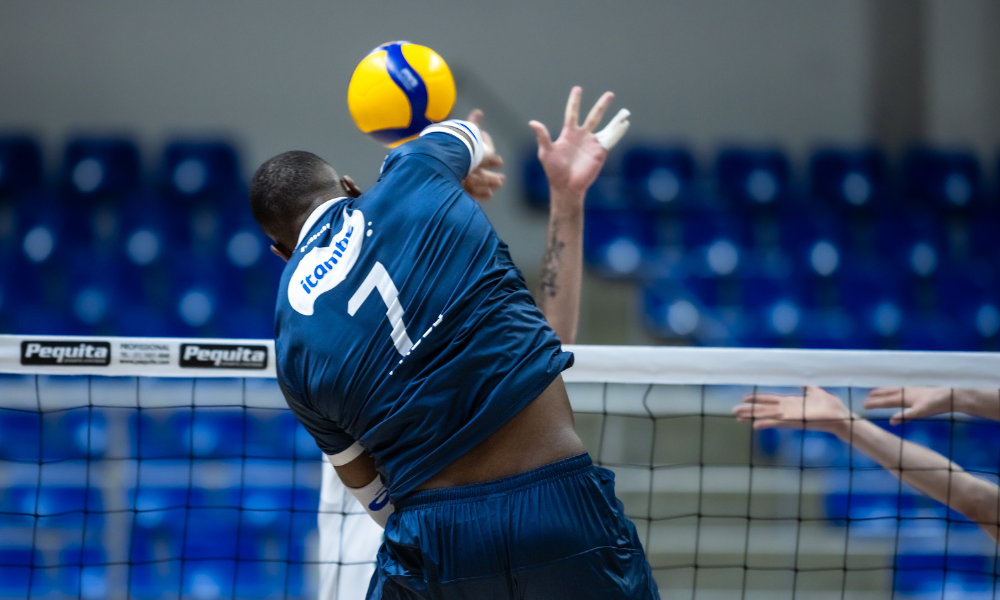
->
xmin=808 ymin=148 xmax=887 ymax=208
xmin=903 ymin=148 xmax=982 ymax=208
xmin=62 ymin=138 xmax=141 ymax=199
xmin=162 ymin=141 xmax=242 ymax=200
xmin=715 ymin=148 xmax=790 ymax=206
xmin=622 ymin=146 xmax=697 ymax=209
xmin=0 ymin=136 xmax=43 ymax=196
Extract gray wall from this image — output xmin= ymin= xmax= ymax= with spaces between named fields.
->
xmin=1 ymin=0 xmax=997 ymax=343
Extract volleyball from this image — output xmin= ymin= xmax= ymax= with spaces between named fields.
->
xmin=347 ymin=41 xmax=456 ymax=147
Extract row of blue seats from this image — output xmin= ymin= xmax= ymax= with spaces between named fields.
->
xmin=0 ymin=486 xmax=318 ymax=531
xmin=585 ymin=209 xmax=1000 ymax=268
xmin=0 ymin=409 xmax=316 ymax=462
xmin=0 ymin=137 xmax=242 ymax=201
xmin=0 ymin=190 xmax=262 ymax=253
xmin=0 ymin=551 xmax=310 ymax=600
xmin=526 ymin=145 xmax=1000 ymax=212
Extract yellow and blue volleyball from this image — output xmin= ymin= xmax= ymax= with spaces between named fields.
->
xmin=348 ymin=41 xmax=456 ymax=147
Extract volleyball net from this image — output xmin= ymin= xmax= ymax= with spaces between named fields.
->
xmin=1 ymin=335 xmax=999 ymax=599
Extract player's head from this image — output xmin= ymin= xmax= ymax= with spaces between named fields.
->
xmin=250 ymin=151 xmax=361 ymax=261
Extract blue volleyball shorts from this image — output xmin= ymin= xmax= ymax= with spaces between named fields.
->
xmin=366 ymin=453 xmax=660 ymax=599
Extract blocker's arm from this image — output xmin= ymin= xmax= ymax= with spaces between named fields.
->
xmin=530 ymin=86 xmax=630 ymax=343
xmin=845 ymin=418 xmax=999 ymax=543
xmin=327 ymin=450 xmax=394 ymax=528
xmin=734 ymin=387 xmax=1000 ymax=543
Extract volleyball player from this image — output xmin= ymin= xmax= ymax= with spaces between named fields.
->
xmin=733 ymin=387 xmax=999 ymax=542
xmin=313 ymin=96 xmax=605 ymax=599
xmin=250 ymin=87 xmax=657 ymax=599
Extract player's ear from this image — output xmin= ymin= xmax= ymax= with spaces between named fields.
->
xmin=341 ymin=175 xmax=363 ymax=198
xmin=271 ymin=243 xmax=292 ymax=262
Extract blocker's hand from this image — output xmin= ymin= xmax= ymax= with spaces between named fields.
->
xmin=529 ymin=86 xmax=630 ymax=197
xmin=733 ymin=386 xmax=856 ymax=438
xmin=463 ymin=109 xmax=504 ymax=201
xmin=864 ymin=387 xmax=954 ymax=425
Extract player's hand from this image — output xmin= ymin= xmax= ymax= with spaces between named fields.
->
xmin=462 ymin=109 xmax=504 ymax=201
xmin=733 ymin=386 xmax=856 ymax=438
xmin=864 ymin=387 xmax=954 ymax=425
xmin=529 ymin=86 xmax=630 ymax=201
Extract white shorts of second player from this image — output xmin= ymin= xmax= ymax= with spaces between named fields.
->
xmin=318 ymin=459 xmax=384 ymax=600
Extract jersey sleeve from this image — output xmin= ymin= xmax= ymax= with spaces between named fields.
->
xmin=278 ymin=378 xmax=358 ymax=458
xmin=380 ymin=119 xmax=485 ymax=182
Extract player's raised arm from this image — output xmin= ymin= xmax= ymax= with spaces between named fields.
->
xmin=529 ymin=86 xmax=630 ymax=343
xmin=734 ymin=387 xmax=1000 ymax=543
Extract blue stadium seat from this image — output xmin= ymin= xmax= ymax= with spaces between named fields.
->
xmin=873 ymin=214 xmax=945 ymax=278
xmin=680 ymin=213 xmax=751 ymax=250
xmin=127 ymin=486 xmax=312 ymax=599
xmin=56 ymin=547 xmax=107 ymax=598
xmin=0 ymin=408 xmax=107 ymax=462
xmin=0 ymin=136 xmax=43 ymax=197
xmin=808 ymin=148 xmax=887 ymax=208
xmin=714 ymin=148 xmax=790 ymax=207
xmin=62 ymin=138 xmax=141 ymax=199
xmin=954 ymin=419 xmax=1000 ymax=472
xmin=641 ymin=280 xmax=732 ymax=342
xmin=0 ymin=486 xmax=103 ymax=530
xmin=777 ymin=213 xmax=845 ymax=278
xmin=0 ymin=548 xmax=45 ymax=597
xmin=131 ymin=410 xmax=245 ymax=460
xmin=244 ymin=411 xmax=316 ymax=460
xmin=621 ymin=146 xmax=697 ymax=209
xmin=583 ymin=208 xmax=659 ymax=277
xmin=968 ymin=207 xmax=1000 ymax=263
xmin=161 ymin=140 xmax=242 ymax=200
xmin=903 ymin=148 xmax=982 ymax=209
xmin=899 ymin=312 xmax=973 ymax=351
xmin=894 ymin=554 xmax=994 ymax=597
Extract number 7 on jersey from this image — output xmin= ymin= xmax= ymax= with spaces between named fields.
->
xmin=347 ymin=262 xmax=414 ymax=356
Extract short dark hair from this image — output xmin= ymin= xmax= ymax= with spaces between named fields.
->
xmin=249 ymin=151 xmax=341 ymax=239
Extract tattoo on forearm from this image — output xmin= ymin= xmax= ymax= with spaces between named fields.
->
xmin=539 ymin=223 xmax=564 ymax=305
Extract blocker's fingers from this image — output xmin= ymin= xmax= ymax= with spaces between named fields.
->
xmin=733 ymin=404 xmax=781 ymax=420
xmin=582 ymin=91 xmax=615 ymax=132
xmin=864 ymin=391 xmax=907 ymax=409
xmin=594 ymin=108 xmax=631 ymax=150
xmin=467 ymin=109 xmax=484 ymax=125
xmin=564 ymin=86 xmax=582 ymax=129
xmin=528 ymin=120 xmax=553 ymax=153
xmin=753 ymin=419 xmax=790 ymax=430
xmin=867 ymin=387 xmax=903 ymax=398
xmin=741 ymin=394 xmax=783 ymax=405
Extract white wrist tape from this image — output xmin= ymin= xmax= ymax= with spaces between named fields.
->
xmin=347 ymin=475 xmax=394 ymax=528
xmin=420 ymin=119 xmax=485 ymax=174
xmin=595 ymin=108 xmax=631 ymax=150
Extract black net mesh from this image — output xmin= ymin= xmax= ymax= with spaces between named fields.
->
xmin=1 ymin=374 xmax=998 ymax=599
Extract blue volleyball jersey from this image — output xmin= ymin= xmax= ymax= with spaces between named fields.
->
xmin=274 ymin=122 xmax=573 ymax=499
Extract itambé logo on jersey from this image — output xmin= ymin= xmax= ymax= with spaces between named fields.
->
xmin=179 ymin=344 xmax=268 ymax=369
xmin=21 ymin=341 xmax=111 ymax=366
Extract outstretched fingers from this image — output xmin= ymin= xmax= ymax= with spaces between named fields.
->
xmin=563 ymin=86 xmax=582 ymax=129
xmin=528 ymin=120 xmax=553 ymax=153
xmin=864 ymin=388 xmax=906 ymax=409
xmin=582 ymin=91 xmax=615 ymax=132
xmin=740 ymin=393 xmax=784 ymax=405
xmin=466 ymin=109 xmax=484 ymax=125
